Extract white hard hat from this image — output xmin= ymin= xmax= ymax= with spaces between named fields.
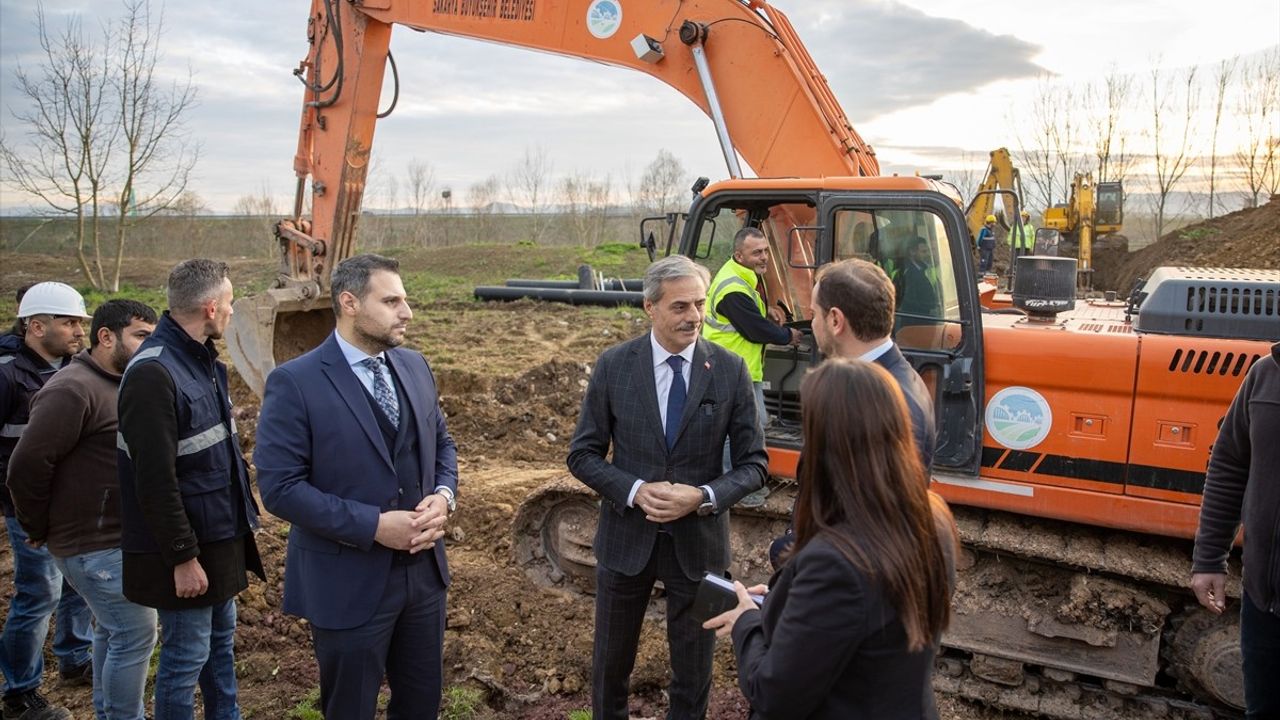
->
xmin=17 ymin=282 xmax=90 ymax=319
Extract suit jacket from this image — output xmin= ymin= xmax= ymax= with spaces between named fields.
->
xmin=876 ymin=344 xmax=937 ymax=471
xmin=567 ymin=334 xmax=767 ymax=579
xmin=254 ymin=333 xmax=458 ymax=630
xmin=732 ymin=536 xmax=940 ymax=720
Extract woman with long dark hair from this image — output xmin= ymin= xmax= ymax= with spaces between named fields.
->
xmin=705 ymin=358 xmax=958 ymax=719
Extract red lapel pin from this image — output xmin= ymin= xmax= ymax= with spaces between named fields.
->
xmin=704 ymin=361 xmax=711 ymax=370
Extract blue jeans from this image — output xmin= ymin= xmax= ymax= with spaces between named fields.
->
xmin=154 ymin=600 xmax=240 ymax=720
xmin=55 ymin=549 xmax=157 ymax=720
xmin=0 ymin=516 xmax=93 ymax=695
xmin=1241 ymin=591 xmax=1280 ymax=719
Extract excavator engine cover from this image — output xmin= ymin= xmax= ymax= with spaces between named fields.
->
xmin=1132 ymin=267 xmax=1280 ymax=342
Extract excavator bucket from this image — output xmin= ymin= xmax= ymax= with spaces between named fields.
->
xmin=226 ymin=287 xmax=335 ymax=398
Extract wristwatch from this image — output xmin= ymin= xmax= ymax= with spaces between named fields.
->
xmin=435 ymin=487 xmax=456 ymax=513
xmin=697 ymin=487 xmax=715 ymax=516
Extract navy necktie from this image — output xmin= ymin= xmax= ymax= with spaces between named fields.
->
xmin=665 ymin=354 xmax=686 ymax=449
xmin=361 ymin=357 xmax=400 ymax=427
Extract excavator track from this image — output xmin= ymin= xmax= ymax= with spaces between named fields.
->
xmin=512 ymin=478 xmax=1246 ymax=719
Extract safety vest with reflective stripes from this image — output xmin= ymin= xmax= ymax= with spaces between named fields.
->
xmin=702 ymin=258 xmax=767 ymax=381
xmin=1008 ymin=222 xmax=1036 ymax=251
xmin=116 ymin=312 xmax=259 ymax=554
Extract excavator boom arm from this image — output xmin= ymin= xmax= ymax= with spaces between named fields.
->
xmin=295 ymin=0 xmax=877 ymax=286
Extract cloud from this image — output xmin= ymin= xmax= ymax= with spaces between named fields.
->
xmin=1 ymin=0 xmax=1048 ymax=211
xmin=790 ymin=0 xmax=1046 ymax=121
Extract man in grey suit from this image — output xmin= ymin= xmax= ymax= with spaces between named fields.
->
xmin=568 ymin=255 xmax=769 ymax=720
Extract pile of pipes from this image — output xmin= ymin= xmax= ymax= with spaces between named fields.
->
xmin=474 ymin=265 xmax=644 ymax=307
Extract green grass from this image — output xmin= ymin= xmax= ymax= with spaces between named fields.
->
xmin=287 ymin=688 xmax=323 ymax=720
xmin=568 ymin=710 xmax=592 ymax=720
xmin=439 ymin=685 xmax=484 ymax=720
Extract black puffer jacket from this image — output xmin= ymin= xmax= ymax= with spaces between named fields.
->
xmin=1193 ymin=342 xmax=1280 ymax=616
xmin=0 ymin=333 xmax=64 ymax=516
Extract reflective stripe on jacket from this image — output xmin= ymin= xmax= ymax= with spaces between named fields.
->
xmin=116 ymin=313 xmax=258 ymax=554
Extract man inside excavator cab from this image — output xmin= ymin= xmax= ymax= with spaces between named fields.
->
xmin=831 ymin=210 xmax=958 ymax=352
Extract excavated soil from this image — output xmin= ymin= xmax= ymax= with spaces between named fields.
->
xmin=8 ymin=199 xmax=1277 ymax=715
xmin=0 ymin=279 xmax=1024 ymax=718
xmin=1095 ymin=197 xmax=1280 ymax=292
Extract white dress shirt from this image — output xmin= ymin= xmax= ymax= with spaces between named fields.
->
xmin=626 ymin=333 xmax=716 ymax=511
xmin=859 ymin=337 xmax=895 ymax=363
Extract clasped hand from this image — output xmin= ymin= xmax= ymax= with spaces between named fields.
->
xmin=374 ymin=494 xmax=449 ymax=552
xmin=635 ymin=481 xmax=703 ymax=523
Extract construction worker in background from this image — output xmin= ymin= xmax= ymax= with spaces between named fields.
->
xmin=1008 ymin=209 xmax=1036 ymax=262
xmin=977 ymin=215 xmax=997 ymax=274
xmin=703 ymin=227 xmax=802 ymax=508
xmin=1 ymin=282 xmax=94 ymax=720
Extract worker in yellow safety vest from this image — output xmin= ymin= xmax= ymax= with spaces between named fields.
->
xmin=1008 ymin=208 xmax=1036 ymax=260
xmin=703 ymin=226 xmax=801 ymax=507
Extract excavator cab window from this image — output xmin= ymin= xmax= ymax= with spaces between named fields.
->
xmin=833 ymin=208 xmax=962 ymax=352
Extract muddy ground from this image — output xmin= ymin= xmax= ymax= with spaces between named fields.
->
xmin=0 ymin=251 xmax=1026 ymax=719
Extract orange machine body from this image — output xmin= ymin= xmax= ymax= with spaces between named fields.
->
xmin=767 ymin=297 xmax=1272 ymax=541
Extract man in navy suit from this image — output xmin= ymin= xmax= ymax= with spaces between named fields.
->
xmin=569 ymin=255 xmax=768 ymax=719
xmin=809 ymin=258 xmax=936 ymax=468
xmin=254 ymin=253 xmax=457 ymax=720
xmin=769 ymin=258 xmax=937 ymax=568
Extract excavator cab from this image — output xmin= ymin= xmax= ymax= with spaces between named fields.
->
xmin=1096 ymin=181 xmax=1124 ymax=232
xmin=680 ymin=178 xmax=985 ymax=475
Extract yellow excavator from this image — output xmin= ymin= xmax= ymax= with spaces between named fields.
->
xmin=1043 ymin=172 xmax=1125 ymax=287
xmin=964 ymin=147 xmax=1022 ymax=239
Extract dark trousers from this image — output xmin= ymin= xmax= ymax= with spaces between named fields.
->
xmin=1242 ymin=591 xmax=1280 ymax=719
xmin=592 ymin=533 xmax=714 ymax=720
xmin=311 ymin=559 xmax=446 ymax=720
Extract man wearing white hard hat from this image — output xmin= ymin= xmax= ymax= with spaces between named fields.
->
xmin=1 ymin=282 xmax=94 ymax=720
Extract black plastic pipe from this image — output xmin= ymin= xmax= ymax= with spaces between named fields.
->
xmin=474 ymin=286 xmax=645 ymax=307
xmin=504 ymin=278 xmax=644 ymax=291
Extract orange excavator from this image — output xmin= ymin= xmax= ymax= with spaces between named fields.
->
xmin=227 ymin=1 xmax=1279 ymax=718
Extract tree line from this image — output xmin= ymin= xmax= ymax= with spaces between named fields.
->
xmin=950 ymin=51 xmax=1279 ymax=239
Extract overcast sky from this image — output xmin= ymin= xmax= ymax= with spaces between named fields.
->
xmin=0 ymin=0 xmax=1277 ymax=212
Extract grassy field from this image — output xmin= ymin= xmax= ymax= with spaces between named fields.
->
xmin=0 ymin=233 xmax=656 ymax=329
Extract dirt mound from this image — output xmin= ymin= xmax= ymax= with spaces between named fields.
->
xmin=442 ymin=359 xmax=594 ymax=465
xmin=1097 ymin=198 xmax=1280 ymax=292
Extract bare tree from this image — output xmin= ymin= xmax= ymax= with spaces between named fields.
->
xmin=948 ymin=151 xmax=985 ymax=207
xmin=233 ymin=183 xmax=279 ymax=255
xmin=1234 ymin=49 xmax=1280 ymax=208
xmin=0 ymin=6 xmax=115 ymax=288
xmin=1087 ymin=67 xmax=1136 ymax=185
xmin=468 ymin=174 xmax=502 ymax=243
xmin=104 ymin=0 xmax=198 ymax=290
xmin=1205 ymin=57 xmax=1238 ymax=218
xmin=1013 ymin=75 xmax=1087 ymax=214
xmin=635 ymin=149 xmax=688 ymax=215
xmin=406 ymin=158 xmax=435 ymax=215
xmin=160 ymin=189 xmax=207 ymax=216
xmin=1146 ymin=62 xmax=1200 ymax=238
xmin=558 ymin=171 xmax=614 ymax=246
xmin=507 ymin=145 xmax=552 ymax=243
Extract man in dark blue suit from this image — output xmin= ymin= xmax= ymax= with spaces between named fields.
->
xmin=254 ymin=254 xmax=457 ymax=720
xmin=770 ymin=258 xmax=937 ymax=567
xmin=809 ymin=258 xmax=936 ymax=468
